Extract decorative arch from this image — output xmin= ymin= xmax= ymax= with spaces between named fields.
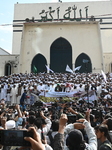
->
xmin=5 ymin=63 xmax=11 ymax=76
xmin=50 ymin=37 xmax=72 ymax=73
xmin=75 ymin=53 xmax=92 ymax=73
xmin=31 ymin=53 xmax=47 ymax=73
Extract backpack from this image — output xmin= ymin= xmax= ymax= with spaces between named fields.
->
xmin=103 ymin=143 xmax=112 ymax=150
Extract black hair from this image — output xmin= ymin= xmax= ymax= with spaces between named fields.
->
xmin=28 ymin=115 xmax=36 ymax=124
xmin=34 ymin=118 xmax=42 ymax=129
xmin=66 ymin=130 xmax=86 ymax=150
xmin=95 ymin=124 xmax=112 ymax=143
xmin=98 ymin=124 xmax=109 ymax=137
xmin=29 ymin=110 xmax=35 ymax=116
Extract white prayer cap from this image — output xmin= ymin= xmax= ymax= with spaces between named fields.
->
xmin=104 ymin=89 xmax=108 ymax=93
xmin=92 ymin=83 xmax=95 ymax=85
xmin=61 ymin=83 xmax=66 ymax=86
xmin=30 ymin=86 xmax=34 ymax=90
xmin=50 ymin=82 xmax=54 ymax=84
xmin=6 ymin=120 xmax=16 ymax=129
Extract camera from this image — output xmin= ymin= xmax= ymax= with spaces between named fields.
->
xmin=8 ymin=104 xmax=17 ymax=111
xmin=67 ymin=114 xmax=76 ymax=124
xmin=0 ymin=130 xmax=33 ymax=146
xmin=34 ymin=101 xmax=43 ymax=107
xmin=9 ymin=105 xmax=15 ymax=110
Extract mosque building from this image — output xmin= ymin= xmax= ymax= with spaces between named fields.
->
xmin=1 ymin=1 xmax=112 ymax=76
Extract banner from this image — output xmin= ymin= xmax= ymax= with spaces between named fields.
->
xmin=39 ymin=91 xmax=76 ymax=97
xmin=39 ymin=90 xmax=97 ymax=102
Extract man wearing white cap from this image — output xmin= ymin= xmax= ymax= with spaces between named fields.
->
xmin=6 ymin=120 xmax=16 ymax=130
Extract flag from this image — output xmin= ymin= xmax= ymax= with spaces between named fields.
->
xmin=74 ymin=66 xmax=81 ymax=72
xmin=65 ymin=65 xmax=73 ymax=73
xmin=33 ymin=65 xmax=38 ymax=73
xmin=45 ymin=65 xmax=54 ymax=73
xmin=101 ymin=70 xmax=107 ymax=82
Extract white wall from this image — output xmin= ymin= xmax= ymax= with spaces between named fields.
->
xmin=19 ymin=21 xmax=103 ymax=73
xmin=12 ymin=1 xmax=112 ymax=54
xmin=0 ymin=55 xmax=19 ymax=76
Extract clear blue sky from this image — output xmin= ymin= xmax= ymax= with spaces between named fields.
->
xmin=0 ymin=0 xmax=105 ymax=53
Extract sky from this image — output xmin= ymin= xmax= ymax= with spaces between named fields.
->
xmin=0 ymin=0 xmax=107 ymax=54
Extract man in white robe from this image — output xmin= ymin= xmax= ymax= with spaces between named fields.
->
xmin=10 ymin=84 xmax=17 ymax=104
xmin=1 ymin=84 xmax=6 ymax=100
xmin=6 ymin=84 xmax=12 ymax=105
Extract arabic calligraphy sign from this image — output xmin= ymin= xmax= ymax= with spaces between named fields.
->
xmin=26 ymin=5 xmax=89 ymax=22
xmin=39 ymin=5 xmax=89 ymax=22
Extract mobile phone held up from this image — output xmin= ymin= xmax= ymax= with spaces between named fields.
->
xmin=0 ymin=130 xmax=33 ymax=146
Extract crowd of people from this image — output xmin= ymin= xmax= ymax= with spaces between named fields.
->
xmin=0 ymin=72 xmax=112 ymax=150
xmin=0 ymin=72 xmax=112 ymax=102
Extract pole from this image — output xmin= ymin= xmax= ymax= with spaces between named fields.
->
xmin=85 ymin=63 xmax=89 ymax=108
xmin=83 ymin=59 xmax=89 ymax=108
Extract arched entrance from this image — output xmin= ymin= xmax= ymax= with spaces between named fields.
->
xmin=50 ymin=37 xmax=72 ymax=73
xmin=75 ymin=53 xmax=92 ymax=73
xmin=5 ymin=63 xmax=11 ymax=76
xmin=31 ymin=54 xmax=47 ymax=73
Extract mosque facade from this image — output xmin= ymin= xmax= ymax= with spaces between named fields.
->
xmin=1 ymin=1 xmax=112 ymax=76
